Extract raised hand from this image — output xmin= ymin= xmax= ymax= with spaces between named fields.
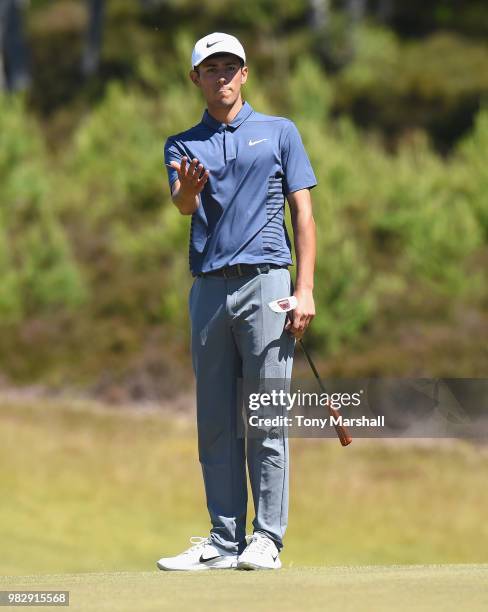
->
xmin=170 ymin=157 xmax=209 ymax=196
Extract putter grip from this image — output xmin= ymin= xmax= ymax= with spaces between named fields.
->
xmin=327 ymin=406 xmax=353 ymax=446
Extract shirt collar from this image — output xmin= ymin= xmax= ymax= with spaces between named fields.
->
xmin=202 ymin=101 xmax=254 ymax=132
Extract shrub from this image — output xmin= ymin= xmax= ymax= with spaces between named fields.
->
xmin=0 ymin=95 xmax=86 ymax=320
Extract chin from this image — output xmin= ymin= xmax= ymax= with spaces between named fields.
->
xmin=217 ymin=96 xmax=237 ymax=107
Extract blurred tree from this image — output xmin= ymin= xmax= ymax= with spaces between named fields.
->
xmin=139 ymin=0 xmax=168 ymax=7
xmin=381 ymin=0 xmax=488 ymax=37
xmin=346 ymin=0 xmax=366 ymax=58
xmin=81 ymin=0 xmax=105 ymax=77
xmin=375 ymin=0 xmax=393 ymax=22
xmin=347 ymin=0 xmax=367 ymax=23
xmin=308 ymin=0 xmax=333 ymax=68
xmin=0 ymin=0 xmax=30 ymax=92
xmin=311 ymin=0 xmax=367 ymax=70
xmin=309 ymin=0 xmax=330 ymax=30
xmin=81 ymin=0 xmax=170 ymax=78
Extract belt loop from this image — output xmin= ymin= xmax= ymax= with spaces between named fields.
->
xmin=236 ymin=263 xmax=242 ymax=276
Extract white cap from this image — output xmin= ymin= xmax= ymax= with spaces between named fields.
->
xmin=191 ymin=32 xmax=246 ymax=69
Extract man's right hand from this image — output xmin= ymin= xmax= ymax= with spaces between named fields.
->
xmin=169 ymin=157 xmax=209 ymax=215
xmin=170 ymin=156 xmax=209 ymax=196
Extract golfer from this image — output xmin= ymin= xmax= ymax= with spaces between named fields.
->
xmin=157 ymin=32 xmax=317 ymax=571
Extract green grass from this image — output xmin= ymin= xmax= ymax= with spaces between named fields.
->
xmin=1 ymin=566 xmax=487 ymax=612
xmin=0 ymin=397 xmax=488 ymax=578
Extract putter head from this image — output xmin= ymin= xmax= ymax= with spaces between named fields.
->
xmin=268 ymin=296 xmax=298 ymax=313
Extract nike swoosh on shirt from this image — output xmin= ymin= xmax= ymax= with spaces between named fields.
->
xmin=206 ymin=40 xmax=222 ymax=48
xmin=199 ymin=554 xmax=221 ymax=563
xmin=248 ymin=139 xmax=268 ymax=146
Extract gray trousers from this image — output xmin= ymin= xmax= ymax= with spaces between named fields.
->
xmin=189 ymin=267 xmax=295 ymax=553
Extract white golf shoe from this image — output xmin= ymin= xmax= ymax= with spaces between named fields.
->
xmin=156 ymin=536 xmax=238 ymax=571
xmin=237 ymin=533 xmax=282 ymax=570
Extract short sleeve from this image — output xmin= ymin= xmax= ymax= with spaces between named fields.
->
xmin=164 ymin=137 xmax=182 ymax=192
xmin=281 ymin=121 xmax=317 ymax=195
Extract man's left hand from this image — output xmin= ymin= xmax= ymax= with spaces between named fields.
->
xmin=284 ymin=288 xmax=315 ymax=340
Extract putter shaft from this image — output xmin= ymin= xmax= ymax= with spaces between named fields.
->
xmin=298 ymin=338 xmax=353 ymax=447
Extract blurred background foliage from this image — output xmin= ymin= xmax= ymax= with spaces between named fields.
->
xmin=0 ymin=0 xmax=487 ymax=397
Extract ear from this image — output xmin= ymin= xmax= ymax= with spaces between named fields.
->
xmin=190 ymin=69 xmax=200 ymax=87
xmin=240 ymin=65 xmax=248 ymax=85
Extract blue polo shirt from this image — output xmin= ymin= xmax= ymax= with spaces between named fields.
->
xmin=164 ymin=101 xmax=317 ymax=276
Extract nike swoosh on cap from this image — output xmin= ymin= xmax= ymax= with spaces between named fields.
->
xmin=199 ymin=553 xmax=221 ymax=562
xmin=206 ymin=40 xmax=222 ymax=48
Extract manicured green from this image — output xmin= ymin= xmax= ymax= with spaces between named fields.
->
xmin=1 ymin=565 xmax=487 ymax=612
xmin=1 ymin=398 xmax=487 ymax=577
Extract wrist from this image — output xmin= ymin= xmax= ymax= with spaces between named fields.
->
xmin=173 ymin=188 xmax=199 ymax=214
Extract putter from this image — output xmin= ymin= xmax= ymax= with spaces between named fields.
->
xmin=268 ymin=297 xmax=352 ymax=447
